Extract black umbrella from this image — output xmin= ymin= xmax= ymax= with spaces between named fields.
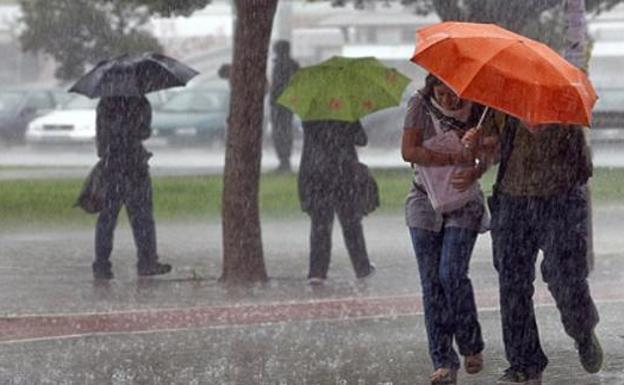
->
xmin=69 ymin=52 xmax=199 ymax=99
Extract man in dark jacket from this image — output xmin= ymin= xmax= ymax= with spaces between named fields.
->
xmin=92 ymin=96 xmax=171 ymax=279
xmin=270 ymin=40 xmax=299 ymax=173
xmin=489 ymin=118 xmax=602 ymax=384
xmin=299 ymin=120 xmax=376 ymax=284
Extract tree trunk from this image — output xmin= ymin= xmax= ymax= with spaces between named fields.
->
xmin=220 ymin=0 xmax=277 ymax=284
xmin=563 ymin=0 xmax=595 ymax=271
xmin=564 ymin=0 xmax=590 ymax=70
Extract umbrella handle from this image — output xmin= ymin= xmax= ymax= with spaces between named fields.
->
xmin=463 ymin=106 xmax=490 ymax=151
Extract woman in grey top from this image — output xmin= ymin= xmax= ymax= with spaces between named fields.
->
xmin=402 ymin=74 xmax=495 ymax=385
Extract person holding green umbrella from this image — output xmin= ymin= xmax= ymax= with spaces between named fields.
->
xmin=278 ymin=56 xmax=410 ymax=284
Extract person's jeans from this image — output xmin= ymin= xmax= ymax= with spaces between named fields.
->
xmin=94 ymin=172 xmax=158 ymax=271
xmin=491 ymin=186 xmax=599 ymax=375
xmin=308 ymin=206 xmax=372 ymax=279
xmin=409 ymin=226 xmax=484 ymax=370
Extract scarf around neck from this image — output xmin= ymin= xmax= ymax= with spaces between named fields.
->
xmin=419 ymin=91 xmax=474 ymax=135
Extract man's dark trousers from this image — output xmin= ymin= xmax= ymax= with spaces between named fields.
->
xmin=491 ymin=185 xmax=599 ymax=375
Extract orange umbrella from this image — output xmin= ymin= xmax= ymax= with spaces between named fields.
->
xmin=411 ymin=22 xmax=597 ymax=126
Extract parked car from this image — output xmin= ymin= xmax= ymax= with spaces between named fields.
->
xmin=361 ymin=82 xmax=418 ymax=147
xmin=25 ymin=95 xmax=98 ymax=144
xmin=25 ymin=92 xmax=169 ymax=145
xmin=0 ymin=87 xmax=71 ymax=144
xmin=151 ymin=87 xmax=229 ymax=144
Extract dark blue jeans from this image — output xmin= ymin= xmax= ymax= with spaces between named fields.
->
xmin=490 ymin=186 xmax=599 ymax=375
xmin=409 ymin=226 xmax=484 ymax=370
xmin=94 ymin=172 xmax=158 ymax=271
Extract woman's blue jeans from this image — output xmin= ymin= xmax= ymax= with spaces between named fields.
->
xmin=409 ymin=226 xmax=484 ymax=370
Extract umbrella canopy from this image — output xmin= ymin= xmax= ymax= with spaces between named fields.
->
xmin=411 ymin=22 xmax=597 ymax=126
xmin=277 ymin=56 xmax=411 ymax=122
xmin=69 ymin=52 xmax=199 ymax=99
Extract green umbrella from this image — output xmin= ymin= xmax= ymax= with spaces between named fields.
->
xmin=277 ymin=56 xmax=411 ymax=122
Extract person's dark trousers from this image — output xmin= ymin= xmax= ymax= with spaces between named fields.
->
xmin=308 ymin=205 xmax=372 ymax=279
xmin=409 ymin=226 xmax=484 ymax=370
xmin=271 ymin=105 xmax=294 ymax=171
xmin=94 ymin=172 xmax=158 ymax=272
xmin=491 ymin=186 xmax=599 ymax=376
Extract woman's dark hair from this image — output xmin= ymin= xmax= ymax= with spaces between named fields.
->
xmin=420 ymin=73 xmax=443 ymax=100
xmin=417 ymin=74 xmax=487 ymax=130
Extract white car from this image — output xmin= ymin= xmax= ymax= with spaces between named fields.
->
xmin=25 ymin=96 xmax=98 ymax=144
xmin=25 ymin=93 xmax=169 ymax=144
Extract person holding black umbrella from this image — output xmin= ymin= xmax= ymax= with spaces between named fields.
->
xmin=92 ymin=95 xmax=171 ymax=279
xmin=70 ymin=52 xmax=198 ymax=279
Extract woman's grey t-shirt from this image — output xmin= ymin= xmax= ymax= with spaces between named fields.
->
xmin=403 ymin=93 xmax=484 ymax=232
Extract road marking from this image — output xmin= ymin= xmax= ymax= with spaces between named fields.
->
xmin=0 ymin=283 xmax=621 ymax=344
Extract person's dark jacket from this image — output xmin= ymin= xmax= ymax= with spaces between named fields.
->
xmin=270 ymin=55 xmax=299 ymax=105
xmin=96 ymin=96 xmax=152 ymax=182
xmin=298 ymin=120 xmax=370 ymax=214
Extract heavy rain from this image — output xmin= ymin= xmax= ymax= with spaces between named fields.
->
xmin=0 ymin=1 xmax=623 ymax=384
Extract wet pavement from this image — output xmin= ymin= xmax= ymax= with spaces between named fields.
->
xmin=1 ymin=205 xmax=623 ymax=384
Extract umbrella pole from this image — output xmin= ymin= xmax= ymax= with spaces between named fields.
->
xmin=475 ymin=106 xmax=490 ymax=131
xmin=464 ymin=106 xmax=489 ymax=151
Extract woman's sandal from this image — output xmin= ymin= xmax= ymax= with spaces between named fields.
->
xmin=464 ymin=352 xmax=484 ymax=374
xmin=430 ymin=367 xmax=458 ymax=385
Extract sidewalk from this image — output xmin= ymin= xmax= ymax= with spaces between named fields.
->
xmin=0 ymin=207 xmax=623 ymax=384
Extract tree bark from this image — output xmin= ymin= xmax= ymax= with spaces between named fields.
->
xmin=220 ymin=0 xmax=277 ymax=284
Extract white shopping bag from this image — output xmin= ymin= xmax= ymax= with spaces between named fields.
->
xmin=416 ymin=130 xmax=480 ymax=213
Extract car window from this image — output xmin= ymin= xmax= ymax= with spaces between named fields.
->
xmin=26 ymin=91 xmax=55 ymax=110
xmin=0 ymin=91 xmax=23 ymax=112
xmin=52 ymin=91 xmax=74 ymax=107
xmin=146 ymin=92 xmax=168 ymax=108
xmin=161 ymin=90 xmax=227 ymax=112
xmin=594 ymin=89 xmax=624 ymax=111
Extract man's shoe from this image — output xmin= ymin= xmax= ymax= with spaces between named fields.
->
xmin=496 ymin=368 xmax=528 ymax=385
xmin=93 ymin=268 xmax=114 ymax=280
xmin=92 ymin=262 xmax=113 ymax=280
xmin=430 ymin=367 xmax=457 ymax=385
xmin=138 ymin=262 xmax=172 ymax=276
xmin=357 ymin=263 xmax=376 ymax=280
xmin=464 ymin=352 xmax=483 ymax=374
xmin=307 ymin=277 xmax=326 ymax=286
xmin=577 ymin=330 xmax=603 ymax=373
xmin=526 ymin=371 xmax=542 ymax=385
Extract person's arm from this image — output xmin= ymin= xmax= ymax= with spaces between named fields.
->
xmin=137 ymin=99 xmax=152 ymax=140
xmin=450 ymin=123 xmax=502 ymax=192
xmin=401 ymin=128 xmax=473 ymax=166
xmin=352 ymin=121 xmax=368 ymax=146
xmin=401 ymin=93 xmax=473 ymax=166
xmin=95 ymin=106 xmax=107 ymax=159
xmin=450 ymin=156 xmax=491 ymax=192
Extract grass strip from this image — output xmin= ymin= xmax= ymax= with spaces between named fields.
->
xmin=1 ymin=167 xmax=622 ymax=230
